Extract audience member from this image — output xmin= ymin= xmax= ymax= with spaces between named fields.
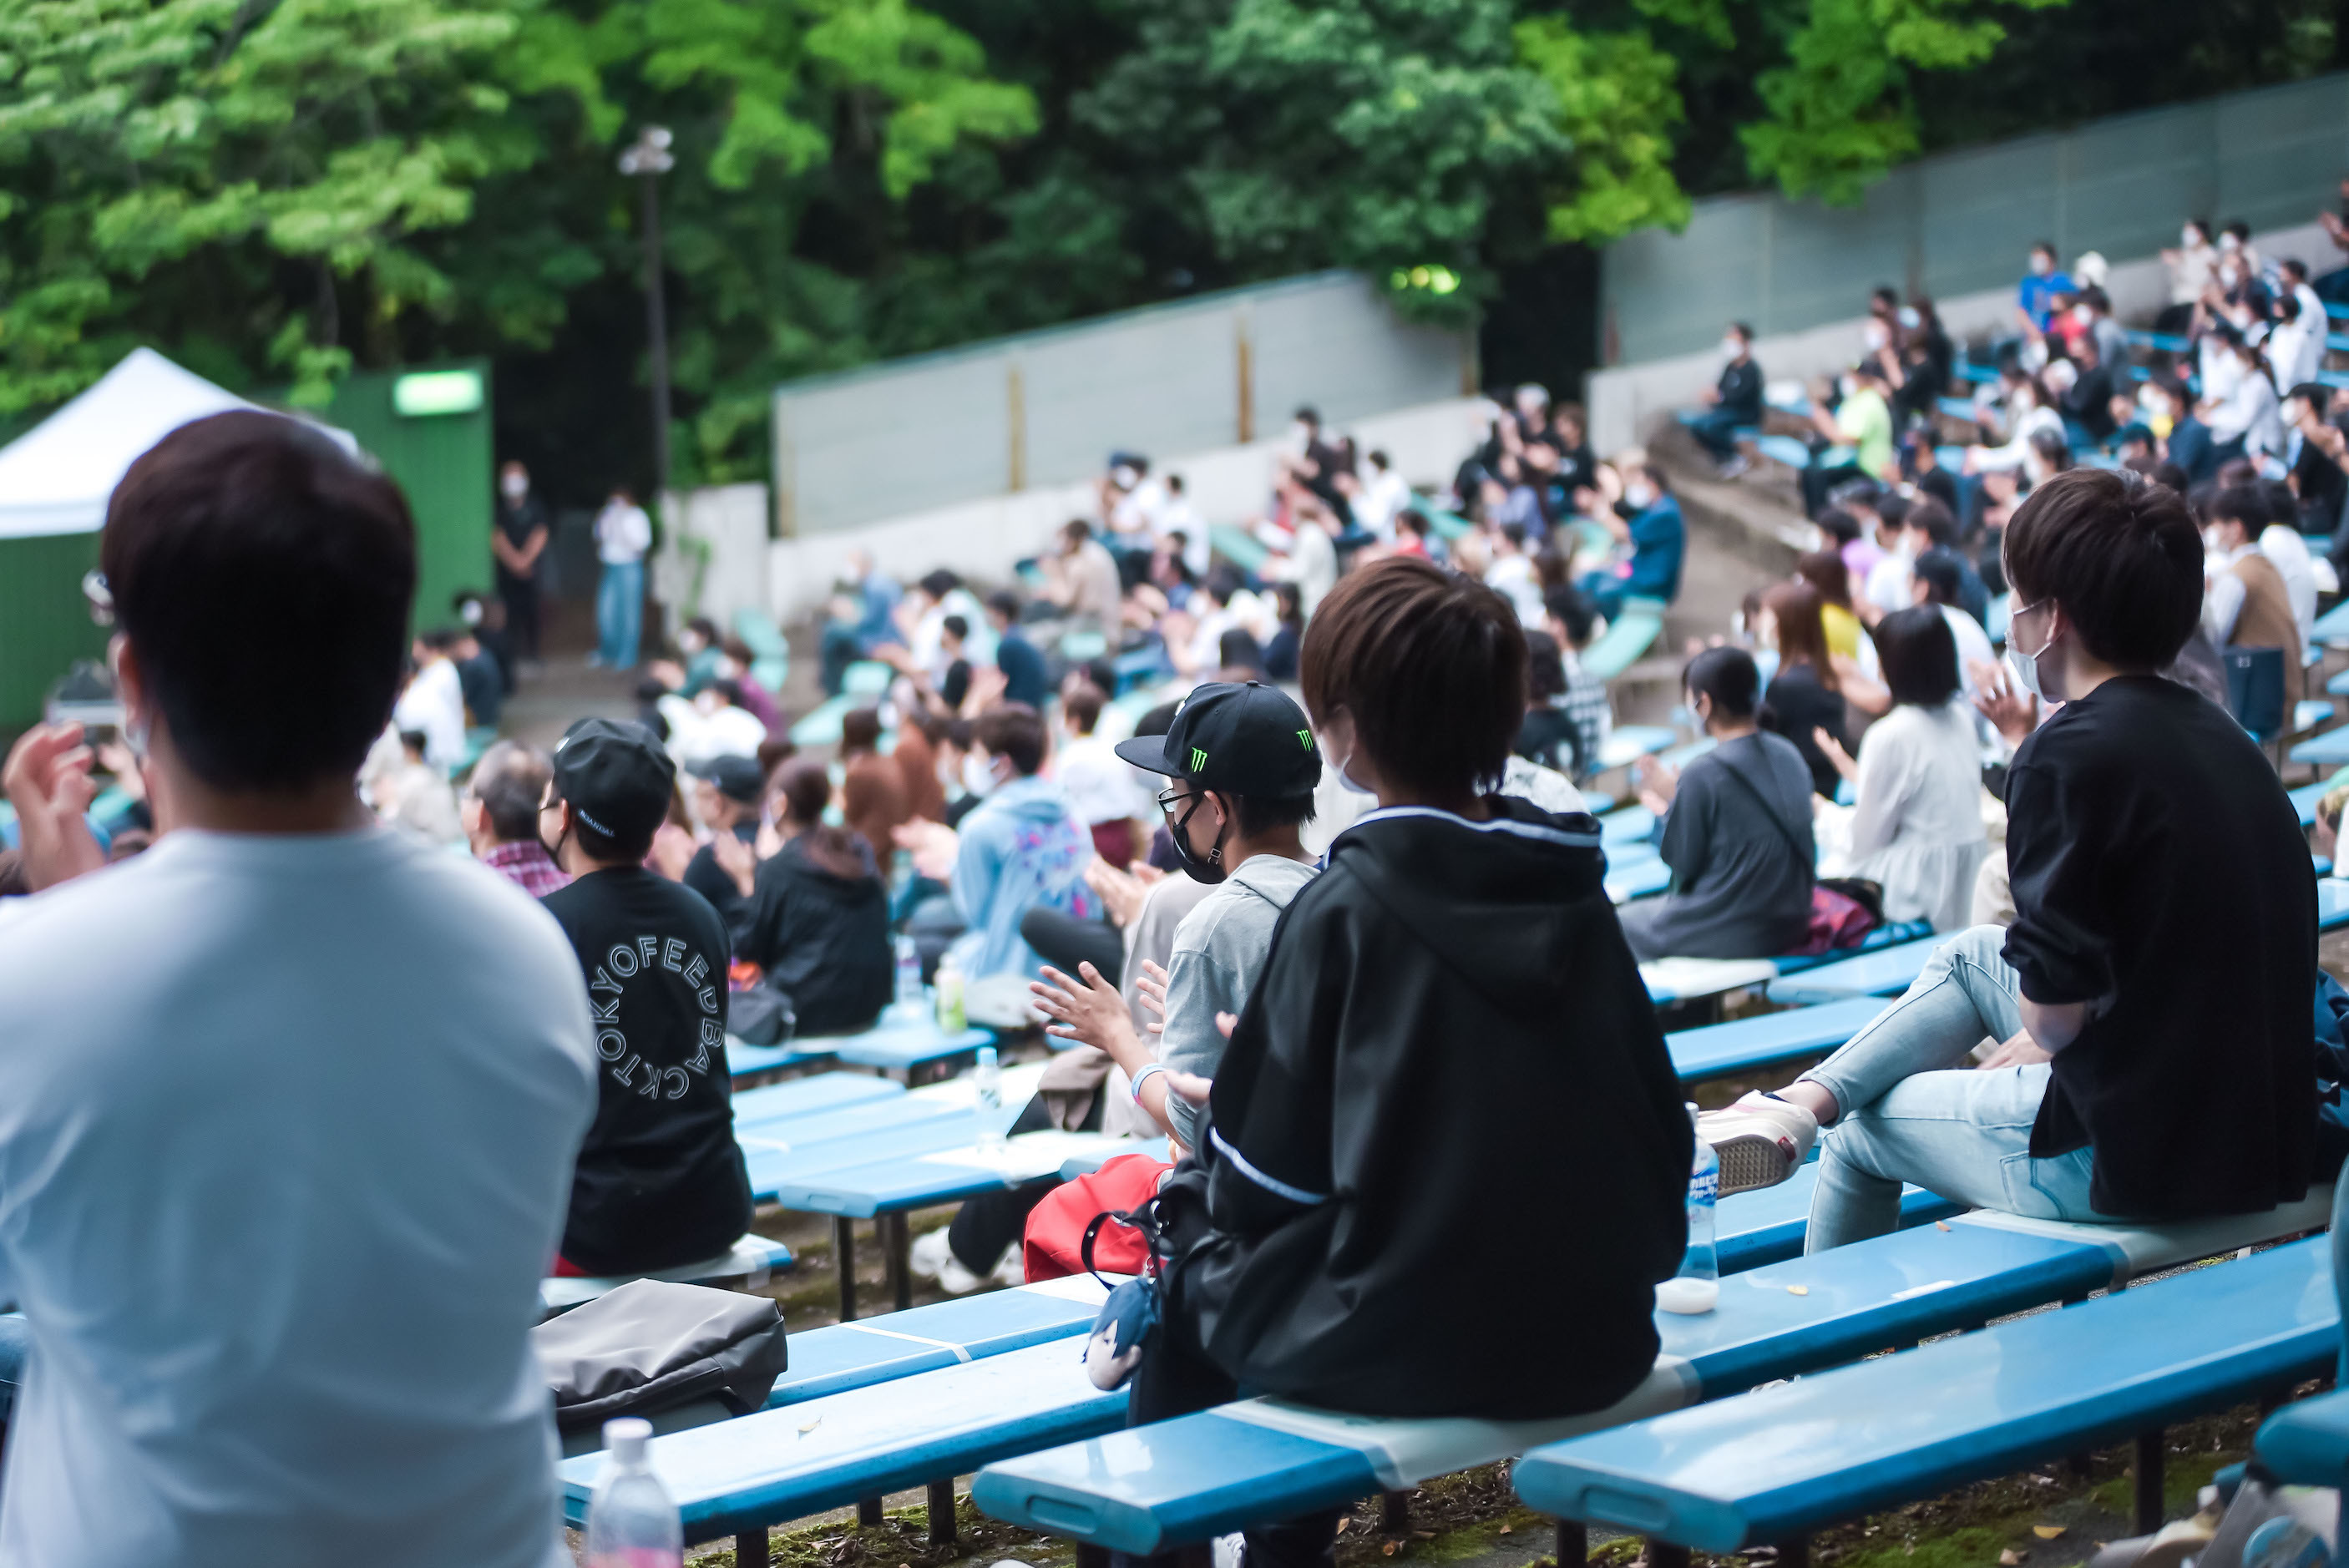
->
xmin=1040 ymin=518 xmax=1125 ymax=632
xmin=682 ymin=752 xmax=763 ymax=943
xmin=1755 ymin=581 xmax=1848 ymax=799
xmin=1581 ymin=451 xmax=1686 ymax=617
xmin=394 ymin=628 xmax=469 ymax=770
xmin=985 ymin=591 xmax=1052 ymax=709
xmin=2201 ymin=483 xmax=2306 ymax=710
xmin=1543 ymin=584 xmax=1611 ymax=779
xmin=591 ymin=487 xmax=653 ymax=670
xmin=1621 ymin=647 xmax=1815 ymax=960
xmin=1814 ymin=608 xmax=1989 ymax=932
xmin=1700 ymin=469 xmax=2316 ymax=1253
xmin=1263 ymin=581 xmax=1305 ymax=682
xmin=838 ymin=706 xmax=912 ymax=868
xmin=491 ymin=458 xmax=549 ymax=665
xmin=1086 ymin=557 xmax=1689 ymax=1510
xmin=0 ymin=411 xmax=598 ymax=1560
xmin=2017 ymin=240 xmax=2073 ymax=331
xmin=942 ymin=703 xmax=1100 ymax=1016
xmin=1688 ymin=321 xmax=1764 ymax=474
xmin=465 ymin=740 xmax=570 ymax=896
xmin=735 ymin=760 xmax=893 ymax=1036
xmin=1056 ymin=684 xmax=1151 ymax=865
xmin=375 ymin=728 xmax=463 ymax=844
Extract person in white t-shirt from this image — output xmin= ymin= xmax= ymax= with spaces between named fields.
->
xmin=593 ymin=488 xmax=654 ymax=669
xmin=1357 ymin=448 xmax=1412 ymax=541
xmin=0 ymin=411 xmax=595 ymax=1567
xmin=1053 ymin=683 xmax=1152 ymax=867
xmin=393 ymin=626 xmax=469 ymax=769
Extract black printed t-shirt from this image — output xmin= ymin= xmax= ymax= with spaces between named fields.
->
xmin=541 ymin=867 xmax=752 ymax=1274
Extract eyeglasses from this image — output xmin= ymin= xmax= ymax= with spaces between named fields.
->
xmin=1155 ymin=787 xmax=1197 ymax=817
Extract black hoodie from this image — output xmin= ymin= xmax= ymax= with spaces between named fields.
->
xmin=738 ymin=837 xmax=893 ymax=1037
xmin=1167 ymin=796 xmax=1692 ymax=1419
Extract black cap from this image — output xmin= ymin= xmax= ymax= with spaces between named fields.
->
xmin=1113 ymin=681 xmax=1322 ymax=797
xmin=691 ymin=753 xmax=762 ymax=805
xmin=550 ymin=718 xmax=676 ymax=843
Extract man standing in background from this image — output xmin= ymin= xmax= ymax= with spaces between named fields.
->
xmin=593 ymin=488 xmax=654 ymax=671
xmin=491 ymin=461 xmax=549 ymax=672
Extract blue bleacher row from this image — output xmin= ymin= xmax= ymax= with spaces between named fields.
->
xmin=542 ymin=833 xmax=2349 ymax=1565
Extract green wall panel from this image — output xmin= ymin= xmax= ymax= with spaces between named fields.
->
xmin=316 ymin=360 xmax=494 ymax=634
xmin=0 ymin=530 xmax=109 ymax=734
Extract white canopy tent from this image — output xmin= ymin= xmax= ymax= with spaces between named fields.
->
xmin=0 ymin=348 xmax=357 ymax=540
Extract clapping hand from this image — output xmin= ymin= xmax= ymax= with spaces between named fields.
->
xmin=3 ymin=724 xmax=103 ymax=892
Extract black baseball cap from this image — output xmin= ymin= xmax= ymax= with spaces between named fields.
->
xmin=691 ymin=753 xmax=762 ymax=805
xmin=1114 ymin=680 xmax=1322 ymax=797
xmin=550 ymin=717 xmax=676 ymax=843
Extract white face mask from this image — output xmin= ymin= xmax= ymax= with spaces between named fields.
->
xmin=2007 ymin=600 xmax=2055 ymax=701
xmin=1863 ymin=321 xmax=1890 ymax=351
xmin=2029 ymin=254 xmax=2052 ymax=276
xmin=2183 ymin=227 xmax=2200 ymax=248
xmin=2220 ymin=233 xmax=2242 ymax=253
xmin=961 ymin=751 xmax=1000 ymax=799
xmin=1624 ymin=483 xmax=1656 ymax=510
xmin=1720 ymin=336 xmax=1740 ymax=360
xmin=1896 ymin=306 xmax=1921 ymax=330
xmin=501 ymin=473 xmax=528 ymax=500
xmin=1838 ymin=376 xmax=1858 ymax=401
xmin=2071 ymin=303 xmax=2094 ymax=326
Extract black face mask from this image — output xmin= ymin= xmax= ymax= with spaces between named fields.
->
xmin=1168 ymin=792 xmax=1228 ymax=886
xmin=539 ymin=803 xmax=570 ymax=867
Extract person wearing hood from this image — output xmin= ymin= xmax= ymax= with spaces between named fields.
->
xmin=948 ymin=702 xmax=1101 ymax=1021
xmin=1069 ymin=559 xmax=1690 ymax=1559
xmin=733 ymin=759 xmax=892 ymax=1036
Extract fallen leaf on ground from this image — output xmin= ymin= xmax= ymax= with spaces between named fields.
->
xmin=1415 ymin=1530 xmax=1435 ymax=1540
xmin=2000 ymin=1550 xmax=2023 ymax=1564
xmin=1337 ymin=1520 xmax=1353 ymax=1533
xmin=1382 ymin=1541 xmax=1398 ymax=1556
xmin=1787 ymin=1285 xmax=1810 ymax=1296
xmin=2034 ymin=1526 xmax=2067 ymax=1540
xmin=1500 ymin=1525 xmax=1513 ymax=1535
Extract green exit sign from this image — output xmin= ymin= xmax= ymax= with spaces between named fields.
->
xmin=392 ymin=368 xmax=484 ymax=417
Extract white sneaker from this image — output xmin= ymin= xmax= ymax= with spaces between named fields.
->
xmin=988 ymin=1242 xmax=1026 ymax=1287
xmin=908 ymin=1227 xmax=956 ymax=1283
xmin=1697 ymin=1092 xmax=1819 ymax=1195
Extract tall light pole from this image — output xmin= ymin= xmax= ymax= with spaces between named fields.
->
xmin=618 ymin=125 xmax=676 ymax=498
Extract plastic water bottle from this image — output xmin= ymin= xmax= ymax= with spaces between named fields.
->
xmin=934 ymin=953 xmax=965 ymax=1034
xmin=973 ymin=1043 xmax=1006 ymax=1151
xmin=893 ymin=933 xmax=924 ymax=1017
xmin=585 ymin=1417 xmax=682 ymax=1568
xmin=1657 ymin=1102 xmax=1719 ymax=1314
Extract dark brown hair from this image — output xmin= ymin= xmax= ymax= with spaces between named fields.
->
xmin=1300 ymin=556 xmax=1526 ymax=797
xmin=840 ymin=706 xmax=883 ymax=755
xmin=2002 ymin=468 xmax=2201 ymax=670
xmin=104 ymin=412 xmax=415 ymax=791
xmin=1874 ymin=605 xmax=1961 ymax=707
xmin=776 ymin=758 xmax=869 ymax=879
xmin=1761 ymin=581 xmax=1838 ymax=693
xmin=1064 ymin=683 xmax=1105 ymax=736
xmin=1795 ymin=549 xmax=1854 ymax=610
xmin=974 ymin=702 xmax=1049 ymax=776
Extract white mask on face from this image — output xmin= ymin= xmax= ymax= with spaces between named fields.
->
xmin=2220 ymin=232 xmax=2242 ymax=253
xmin=1624 ymin=483 xmax=1656 ymax=510
xmin=501 ymin=473 xmax=528 ymax=501
xmin=1720 ymin=336 xmax=1740 ymax=360
xmin=1863 ymin=321 xmax=1890 ymax=352
xmin=2183 ymin=227 xmax=2200 ymax=248
xmin=961 ymin=751 xmax=1000 ymax=799
xmin=2071 ymin=303 xmax=2094 ymax=326
xmin=2029 ymin=254 xmax=2052 ymax=276
xmin=2006 ymin=599 xmax=2055 ymax=701
xmin=1896 ymin=306 xmax=1921 ymax=330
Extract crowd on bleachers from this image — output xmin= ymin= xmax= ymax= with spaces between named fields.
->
xmin=10 ymin=192 xmax=2349 ymax=1568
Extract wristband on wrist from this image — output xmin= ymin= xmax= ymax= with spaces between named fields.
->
xmin=1130 ymin=1063 xmax=1169 ymax=1104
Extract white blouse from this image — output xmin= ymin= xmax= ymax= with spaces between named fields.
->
xmin=1845 ymin=701 xmax=1990 ymax=933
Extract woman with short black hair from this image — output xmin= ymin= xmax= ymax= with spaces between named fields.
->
xmin=1812 ymin=606 xmax=1987 ymax=933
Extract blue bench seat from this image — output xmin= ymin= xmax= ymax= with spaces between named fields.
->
xmin=1513 ymin=1233 xmax=2336 ymax=1555
xmin=2291 ymin=728 xmax=2349 ymax=767
xmin=823 ymin=1020 xmax=995 ymax=1077
xmin=1595 ymin=726 xmax=1679 ymax=772
xmin=1609 ymin=858 xmax=1673 ymax=906
xmin=1666 ymin=997 xmax=1886 ymax=1085
xmin=731 ymin=1070 xmax=903 ymax=1122
xmin=729 ymin=1039 xmax=838 ymax=1080
xmin=1642 ymin=957 xmax=1779 ymax=1004
xmin=595 ymin=1177 xmax=1977 ymax=1549
xmin=971 ymin=1198 xmax=2333 ymax=1555
xmin=1599 ymin=806 xmax=1657 ymax=845
xmin=1764 ymin=935 xmax=1945 ymax=1004
xmin=2291 ymin=769 xmax=2348 ymax=826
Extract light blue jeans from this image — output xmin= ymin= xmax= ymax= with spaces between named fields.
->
xmin=1798 ymin=924 xmax=2102 ymax=1254
xmin=596 ymin=559 xmax=645 ymax=669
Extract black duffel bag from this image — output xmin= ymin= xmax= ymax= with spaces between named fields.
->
xmin=534 ymin=1279 xmax=788 ymax=1434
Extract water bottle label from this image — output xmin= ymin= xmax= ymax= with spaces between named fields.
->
xmin=1688 ymin=1170 xmax=1719 ymax=1206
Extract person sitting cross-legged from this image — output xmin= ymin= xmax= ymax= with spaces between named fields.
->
xmin=1698 ymin=468 xmax=2318 ymax=1252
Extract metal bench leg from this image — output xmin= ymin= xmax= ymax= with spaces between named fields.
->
xmin=929 ymin=1478 xmax=957 ymax=1547
xmin=737 ymin=1529 xmax=771 ymax=1567
xmin=1076 ymin=1547 xmax=1111 ymax=1568
xmin=1381 ymin=1490 xmax=1411 ymax=1534
xmin=1776 ymin=1537 xmax=1810 ymax=1568
xmin=886 ymin=1212 xmax=914 ymax=1313
xmin=835 ymin=1217 xmax=858 ymax=1322
xmin=1555 ymin=1519 xmax=1588 ymax=1565
xmin=1648 ymin=1541 xmax=1692 ymax=1568
xmin=858 ymin=1496 xmax=883 ymax=1528
xmin=2135 ymin=1428 xmax=2165 ymax=1535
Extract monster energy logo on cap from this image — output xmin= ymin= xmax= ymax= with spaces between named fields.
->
xmin=1191 ymin=746 xmax=1208 ymax=772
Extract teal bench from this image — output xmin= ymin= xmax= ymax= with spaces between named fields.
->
xmin=1515 ymin=1231 xmax=2336 ymax=1565
xmin=968 ymin=1197 xmax=2330 ymax=1560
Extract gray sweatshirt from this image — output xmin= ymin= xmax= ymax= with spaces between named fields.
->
xmin=1157 ymin=854 xmax=1319 ymax=1148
